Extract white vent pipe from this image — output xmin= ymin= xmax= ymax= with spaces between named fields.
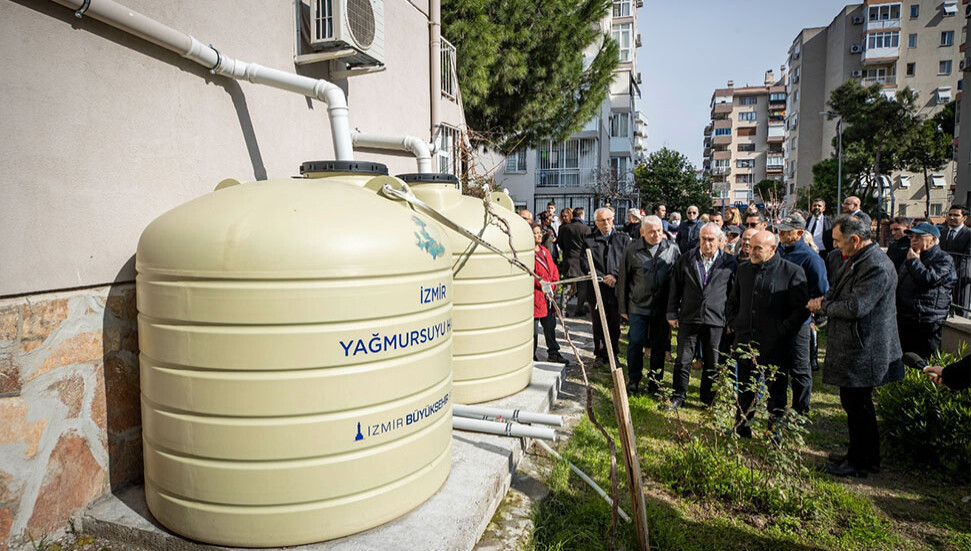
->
xmin=452 ymin=416 xmax=556 ymax=441
xmin=351 ymin=131 xmax=434 ymax=172
xmin=429 ymin=0 xmax=442 ymax=137
xmin=453 ymin=404 xmax=563 ymax=427
xmin=49 ymin=0 xmax=353 ymax=160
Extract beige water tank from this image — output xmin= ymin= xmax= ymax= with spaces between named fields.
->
xmin=398 ymin=173 xmax=534 ymax=404
xmin=137 ymin=161 xmax=454 ymax=547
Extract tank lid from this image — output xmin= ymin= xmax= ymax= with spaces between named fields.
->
xmin=397 ymin=173 xmax=459 ymax=184
xmin=300 ymin=160 xmax=389 ymax=175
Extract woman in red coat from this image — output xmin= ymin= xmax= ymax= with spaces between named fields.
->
xmin=533 ymin=224 xmax=569 ymax=365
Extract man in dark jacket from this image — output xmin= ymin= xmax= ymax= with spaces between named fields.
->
xmin=806 ymin=199 xmax=833 ymax=256
xmin=622 ymin=209 xmax=643 ymax=240
xmin=896 ymin=222 xmax=955 ymax=361
xmin=618 ymin=215 xmax=679 ymax=394
xmin=726 ymin=231 xmax=809 ymax=435
xmin=557 ymin=208 xmax=592 ymax=316
xmin=667 ymin=223 xmax=737 ymax=407
xmin=676 ymin=205 xmax=701 ymax=253
xmin=886 ymin=216 xmax=912 ymax=270
xmin=808 ymin=215 xmax=902 ymax=478
xmin=581 ymin=207 xmax=631 ymax=366
xmin=777 ymin=214 xmax=829 ymax=414
xmin=941 ymin=204 xmax=971 ymax=314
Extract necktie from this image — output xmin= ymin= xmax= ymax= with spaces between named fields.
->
xmin=809 ymin=217 xmax=817 ymax=234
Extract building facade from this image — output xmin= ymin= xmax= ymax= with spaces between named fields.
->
xmin=954 ymin=0 xmax=971 ymax=205
xmin=0 ymin=1 xmax=465 ymax=546
xmin=786 ymin=0 xmax=962 ymax=217
xmin=702 ymin=71 xmax=787 ymax=209
xmin=492 ymin=0 xmax=644 ymax=222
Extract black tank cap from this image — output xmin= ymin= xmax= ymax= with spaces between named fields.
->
xmin=300 ymin=160 xmax=389 ymax=175
xmin=397 ymin=173 xmax=459 ymax=184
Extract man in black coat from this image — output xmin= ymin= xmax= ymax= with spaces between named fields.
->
xmin=618 ymin=215 xmax=680 ymax=393
xmin=581 ymin=207 xmax=631 ymax=366
xmin=886 ymin=216 xmax=912 ymax=270
xmin=667 ymin=223 xmax=737 ymax=407
xmin=557 ymin=208 xmax=592 ymax=316
xmin=808 ymin=215 xmax=902 ymax=478
xmin=806 ymin=198 xmax=834 ymax=256
xmin=896 ymin=222 xmax=955 ymax=361
xmin=676 ymin=205 xmax=701 ymax=253
xmin=841 ymin=195 xmax=872 ymax=230
xmin=941 ymin=204 xmax=971 ymax=315
xmin=726 ymin=231 xmax=809 ymax=435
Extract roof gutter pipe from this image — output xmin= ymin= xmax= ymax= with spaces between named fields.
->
xmin=48 ymin=0 xmax=354 ymax=161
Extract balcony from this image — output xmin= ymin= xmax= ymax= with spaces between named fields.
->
xmin=711 ymin=166 xmax=731 ymax=176
xmin=711 ymin=103 xmax=733 ymax=116
xmin=767 ymin=123 xmax=785 ymax=143
xmin=704 ymin=124 xmax=713 ymax=136
xmin=866 ymin=18 xmax=901 ymax=32
xmin=703 ymin=147 xmax=711 ymax=157
xmin=441 ymin=38 xmax=458 ymax=100
xmin=766 ymin=156 xmax=784 ymax=173
xmin=862 ymin=45 xmax=899 ymax=63
xmin=861 ymin=74 xmax=897 ymax=86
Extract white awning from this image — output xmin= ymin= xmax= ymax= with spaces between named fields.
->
xmin=898 ymin=174 xmax=911 ymax=188
xmin=931 ymin=174 xmax=947 ymax=188
xmin=937 ymin=87 xmax=952 ymax=104
xmin=943 ymin=1 xmax=958 ymax=15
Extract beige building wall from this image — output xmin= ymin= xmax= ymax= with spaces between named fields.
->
xmin=786 ymin=0 xmax=961 ymax=217
xmin=957 ymin=2 xmax=971 ymax=207
xmin=0 ymin=1 xmax=463 ymax=546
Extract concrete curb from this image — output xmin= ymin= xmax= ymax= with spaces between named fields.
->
xmin=77 ymin=362 xmax=564 ymax=551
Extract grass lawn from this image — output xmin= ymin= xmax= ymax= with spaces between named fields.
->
xmin=521 ymin=323 xmax=971 ymax=551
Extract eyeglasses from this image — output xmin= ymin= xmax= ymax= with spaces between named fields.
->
xmin=745 ymin=222 xmax=761 ymax=227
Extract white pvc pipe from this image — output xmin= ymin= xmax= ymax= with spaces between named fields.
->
xmin=452 ymin=416 xmax=556 ymax=441
xmin=49 ymin=0 xmax=353 ymax=160
xmin=453 ymin=404 xmax=563 ymax=427
xmin=351 ymin=132 xmax=434 ymax=172
xmin=429 ymin=0 xmax=442 ymax=138
xmin=535 ymin=440 xmax=631 ymax=523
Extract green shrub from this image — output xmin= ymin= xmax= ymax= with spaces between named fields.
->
xmin=875 ymin=346 xmax=971 ymax=474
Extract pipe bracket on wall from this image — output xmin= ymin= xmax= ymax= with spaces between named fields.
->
xmin=74 ymin=0 xmax=90 ymax=18
xmin=208 ymin=44 xmax=223 ymax=74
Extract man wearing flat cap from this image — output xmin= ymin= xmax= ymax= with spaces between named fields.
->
xmin=895 ymin=222 xmax=955 ymax=361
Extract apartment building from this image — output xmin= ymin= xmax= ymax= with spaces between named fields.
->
xmin=494 ymin=0 xmax=644 ymax=222
xmin=955 ymin=1 xmax=971 ymax=205
xmin=786 ymin=0 xmax=962 ymax=217
xmin=701 ymin=71 xmax=787 ymax=208
xmin=0 ymin=1 xmax=465 ymax=546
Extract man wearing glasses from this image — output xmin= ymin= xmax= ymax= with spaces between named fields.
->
xmin=581 ymin=208 xmax=631 ymax=367
xmin=743 ymin=211 xmax=767 ymax=232
xmin=941 ymin=205 xmax=971 ymax=314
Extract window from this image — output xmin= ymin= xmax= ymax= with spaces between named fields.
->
xmin=908 ymin=33 xmax=917 ymax=48
xmin=612 ymin=23 xmax=633 ymax=62
xmin=505 ymin=150 xmax=527 ymax=173
xmin=738 ymin=112 xmax=757 ymax=121
xmin=714 ymin=127 xmax=732 ymax=136
xmin=868 ymin=4 xmax=900 ymax=20
xmin=736 ymin=159 xmax=755 ymax=168
xmin=793 ymin=89 xmax=799 ymax=103
xmin=791 ymin=137 xmax=797 ymax=150
xmin=906 ymin=62 xmax=915 ymax=76
xmin=536 ymin=138 xmax=597 ymax=187
xmin=737 ymin=127 xmax=757 ymax=137
xmin=739 ymin=96 xmax=758 ymax=105
xmin=867 ymin=31 xmax=900 ymax=50
xmin=943 ymin=0 xmax=957 ymax=16
xmin=609 ymin=112 xmax=630 ymax=137
xmin=610 ymin=157 xmax=630 ymax=181
xmin=769 ymin=92 xmax=786 ymax=102
xmin=737 ymin=143 xmax=756 ymax=152
xmin=612 ymin=0 xmax=631 ymax=17
xmin=940 ymin=60 xmax=953 ymax=75
xmin=736 ymin=174 xmax=754 ymax=184
xmin=931 ymin=203 xmax=943 ymax=216
xmin=941 ymin=31 xmax=954 ymax=46
xmin=910 ymin=4 xmax=918 ymax=18
xmin=436 ymin=125 xmax=460 ymax=175
xmin=734 ymin=190 xmax=753 ymax=201
xmin=931 ymin=174 xmax=947 ymax=188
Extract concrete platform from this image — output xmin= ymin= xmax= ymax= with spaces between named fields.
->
xmin=77 ymin=362 xmax=565 ymax=551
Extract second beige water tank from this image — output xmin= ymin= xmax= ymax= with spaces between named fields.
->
xmin=399 ymin=173 xmax=534 ymax=404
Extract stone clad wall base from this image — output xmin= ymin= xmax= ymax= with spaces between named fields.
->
xmin=0 ymin=284 xmax=140 ymax=550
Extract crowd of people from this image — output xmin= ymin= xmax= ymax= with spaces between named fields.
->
xmin=522 ymin=198 xmax=971 ymax=479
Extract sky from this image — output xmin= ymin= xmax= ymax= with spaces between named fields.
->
xmin=637 ymin=0 xmax=856 ymax=168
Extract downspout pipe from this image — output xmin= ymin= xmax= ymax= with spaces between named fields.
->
xmin=49 ymin=0 xmax=353 ymax=160
xmin=351 ymin=131 xmax=434 ymax=172
xmin=429 ymin=0 xmax=442 ymax=139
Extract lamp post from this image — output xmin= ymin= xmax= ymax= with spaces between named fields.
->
xmin=820 ymin=111 xmax=843 ymax=204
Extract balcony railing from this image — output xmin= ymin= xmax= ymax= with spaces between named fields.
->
xmin=441 ymin=38 xmax=458 ymax=100
xmin=862 ymin=46 xmax=899 ymax=62
xmin=866 ymin=18 xmax=900 ymax=32
xmin=711 ymin=166 xmax=731 ymax=176
xmin=861 ymin=74 xmax=897 ymax=85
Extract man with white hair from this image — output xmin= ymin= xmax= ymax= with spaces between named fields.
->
xmin=666 ymin=223 xmax=738 ymax=408
xmin=623 ymin=209 xmax=644 ymax=240
xmin=676 ymin=205 xmax=701 ymax=253
xmin=581 ymin=207 xmax=631 ymax=366
xmin=618 ymin=215 xmax=680 ymax=394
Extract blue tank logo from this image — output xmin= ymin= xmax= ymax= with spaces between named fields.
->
xmin=354 ymin=392 xmax=450 ymax=442
xmin=412 ymin=216 xmax=445 ymax=259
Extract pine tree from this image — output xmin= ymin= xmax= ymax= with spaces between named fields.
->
xmin=442 ymin=0 xmax=619 ymax=152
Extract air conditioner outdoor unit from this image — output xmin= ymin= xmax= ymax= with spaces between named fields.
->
xmin=851 ymin=15 xmax=864 ymax=24
xmin=636 ymin=72 xmax=642 ymax=84
xmin=851 ymin=69 xmax=863 ymax=77
xmin=309 ymin=0 xmax=385 ymax=67
xmin=961 ymin=58 xmax=971 ymax=71
xmin=850 ymin=44 xmax=863 ymax=53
